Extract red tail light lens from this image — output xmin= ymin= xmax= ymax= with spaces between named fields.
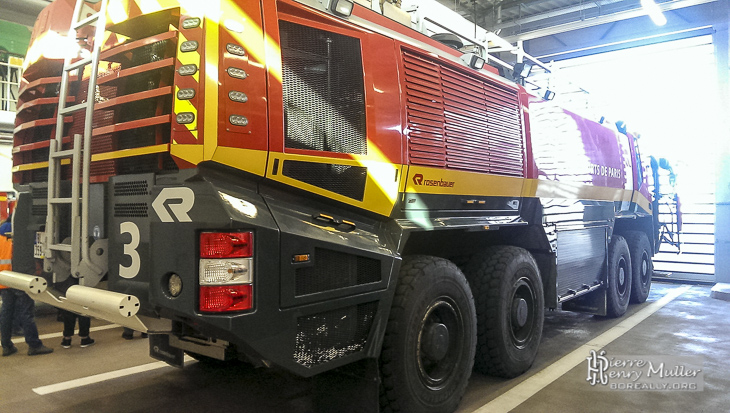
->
xmin=199 ymin=284 xmax=253 ymax=312
xmin=200 ymin=232 xmax=252 ymax=258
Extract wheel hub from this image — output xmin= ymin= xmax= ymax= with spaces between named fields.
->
xmin=618 ymin=267 xmax=625 ymax=286
xmin=422 ymin=323 xmax=450 ymax=361
xmin=512 ymin=297 xmax=529 ymax=328
xmin=416 ymin=298 xmax=464 ymax=389
xmin=509 ymin=277 xmax=538 ymax=349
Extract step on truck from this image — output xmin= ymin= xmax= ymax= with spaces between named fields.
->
xmin=1 ymin=0 xmax=675 ymax=411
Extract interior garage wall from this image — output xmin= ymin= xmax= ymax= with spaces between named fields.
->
xmin=712 ymin=0 xmax=730 ymax=284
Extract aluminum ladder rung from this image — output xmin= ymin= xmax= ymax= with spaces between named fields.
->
xmin=73 ymin=12 xmax=101 ymax=30
xmin=49 ymin=244 xmax=73 ymax=252
xmin=65 ymin=57 xmax=92 ymax=72
xmin=49 ymin=197 xmax=74 ymax=204
xmin=59 ymin=102 xmax=90 ymax=116
xmin=45 ymin=0 xmax=108 ymax=281
xmin=51 ymin=149 xmax=76 ymax=159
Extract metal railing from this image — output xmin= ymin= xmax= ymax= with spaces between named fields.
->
xmin=0 ymin=57 xmax=22 ymax=113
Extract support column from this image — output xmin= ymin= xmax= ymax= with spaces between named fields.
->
xmin=712 ymin=0 xmax=730 ymax=300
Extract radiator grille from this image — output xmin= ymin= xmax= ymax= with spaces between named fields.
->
xmin=294 ymin=301 xmax=378 ymax=367
xmin=114 ymin=202 xmax=149 ymax=218
xmin=114 ymin=180 xmax=150 ymax=196
xmin=402 ymin=51 xmax=525 ymax=176
xmin=282 ymin=160 xmax=367 ymax=201
xmin=31 ymin=187 xmax=48 ymax=216
xmin=280 ymin=20 xmax=367 ymax=155
xmin=296 ymin=248 xmax=381 ymax=296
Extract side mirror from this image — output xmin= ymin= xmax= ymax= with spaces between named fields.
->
xmin=512 ymin=62 xmax=532 ymax=83
xmin=460 ymin=53 xmax=485 ymax=70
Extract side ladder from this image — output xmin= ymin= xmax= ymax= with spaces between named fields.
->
xmin=44 ymin=0 xmax=109 ymax=286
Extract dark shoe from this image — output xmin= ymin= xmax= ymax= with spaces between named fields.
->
xmin=80 ymin=337 xmax=95 ymax=348
xmin=2 ymin=346 xmax=18 ymax=357
xmin=28 ymin=345 xmax=54 ymax=356
xmin=61 ymin=338 xmax=72 ymax=348
xmin=122 ymin=331 xmax=134 ymax=340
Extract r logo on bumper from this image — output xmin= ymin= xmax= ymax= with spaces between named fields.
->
xmin=152 ymin=187 xmax=195 ymax=223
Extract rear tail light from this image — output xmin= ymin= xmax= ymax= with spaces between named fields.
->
xmin=200 ymin=285 xmax=252 ymax=313
xmin=200 ymin=232 xmax=252 ymax=258
xmin=199 ymin=231 xmax=253 ymax=312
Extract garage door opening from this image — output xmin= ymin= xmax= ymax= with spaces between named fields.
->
xmin=540 ymin=35 xmax=720 ymax=282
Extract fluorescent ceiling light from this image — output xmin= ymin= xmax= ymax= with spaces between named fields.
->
xmin=640 ymin=0 xmax=667 ymax=26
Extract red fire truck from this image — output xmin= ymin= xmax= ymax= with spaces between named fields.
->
xmin=1 ymin=0 xmax=669 ymax=411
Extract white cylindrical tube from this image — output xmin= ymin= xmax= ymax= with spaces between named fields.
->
xmin=0 ymin=271 xmax=48 ymax=295
xmin=66 ymin=285 xmax=141 ymax=317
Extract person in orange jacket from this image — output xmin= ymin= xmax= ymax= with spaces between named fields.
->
xmin=0 ymin=215 xmax=54 ymax=357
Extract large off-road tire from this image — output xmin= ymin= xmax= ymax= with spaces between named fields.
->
xmin=626 ymin=231 xmax=652 ymax=304
xmin=606 ymin=235 xmax=632 ymax=317
xmin=380 ymin=256 xmax=477 ymax=413
xmin=464 ymin=246 xmax=544 ymax=379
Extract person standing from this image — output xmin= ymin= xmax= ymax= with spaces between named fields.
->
xmin=122 ymin=327 xmax=148 ymax=340
xmin=59 ymin=309 xmax=95 ymax=348
xmin=55 ymin=257 xmax=95 ymax=349
xmin=0 ymin=215 xmax=54 ymax=357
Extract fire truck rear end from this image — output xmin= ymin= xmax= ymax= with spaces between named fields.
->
xmin=0 ymin=0 xmax=669 ymax=411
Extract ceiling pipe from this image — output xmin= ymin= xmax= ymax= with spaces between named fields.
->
xmin=503 ymin=0 xmax=718 ymax=41
xmin=490 ymin=0 xmax=625 ymax=30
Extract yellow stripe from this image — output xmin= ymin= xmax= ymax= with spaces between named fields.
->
xmin=13 ymin=146 xmax=168 ymax=172
xmin=107 ymin=0 xmax=186 ymax=23
xmin=405 ymin=165 xmax=526 ymax=197
xmin=13 ymin=159 xmax=70 ymax=173
xmin=405 ymin=165 xmax=652 ymax=210
xmin=90 ymin=144 xmax=169 ymax=162
xmin=220 ymin=0 xmax=279 ymax=83
xmin=170 ymin=144 xmax=205 ymax=165
xmin=534 ymin=179 xmax=634 ymax=203
xmin=633 ymin=192 xmax=652 ymax=214
xmin=203 ymin=5 xmax=220 ymax=161
xmin=212 ymin=147 xmax=268 ymax=177
xmin=176 ymin=32 xmax=201 ymax=84
xmin=174 ymin=31 xmax=200 ymax=137
xmin=173 ymin=85 xmax=198 ymax=136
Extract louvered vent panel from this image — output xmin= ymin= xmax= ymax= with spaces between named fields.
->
xmin=402 ymin=53 xmax=445 ymax=167
xmin=403 ymin=51 xmax=524 ymax=176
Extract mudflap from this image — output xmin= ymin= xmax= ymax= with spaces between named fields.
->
xmin=149 ymin=334 xmax=185 ymax=367
xmin=313 ymin=358 xmax=380 ymax=413
xmin=561 ymin=288 xmax=608 ymax=316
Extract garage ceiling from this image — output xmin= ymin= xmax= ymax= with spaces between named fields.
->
xmin=0 ymin=0 xmax=723 ymax=41
xmin=0 ymin=0 xmax=51 ymax=27
xmin=435 ymin=0 xmax=720 ymax=40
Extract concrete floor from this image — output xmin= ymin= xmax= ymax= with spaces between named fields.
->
xmin=0 ymin=282 xmax=728 ymax=413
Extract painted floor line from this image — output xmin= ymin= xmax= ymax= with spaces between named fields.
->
xmin=474 ymin=285 xmax=692 ymax=413
xmin=33 ymin=355 xmax=194 ymax=395
xmin=13 ymin=324 xmax=121 ymax=344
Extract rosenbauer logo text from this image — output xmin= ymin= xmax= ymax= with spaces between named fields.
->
xmin=413 ymin=174 xmax=455 ymax=188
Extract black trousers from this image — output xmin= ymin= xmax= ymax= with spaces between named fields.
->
xmin=61 ymin=309 xmax=90 ymax=337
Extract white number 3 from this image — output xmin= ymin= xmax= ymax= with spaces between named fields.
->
xmin=119 ymin=222 xmax=141 ymax=279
